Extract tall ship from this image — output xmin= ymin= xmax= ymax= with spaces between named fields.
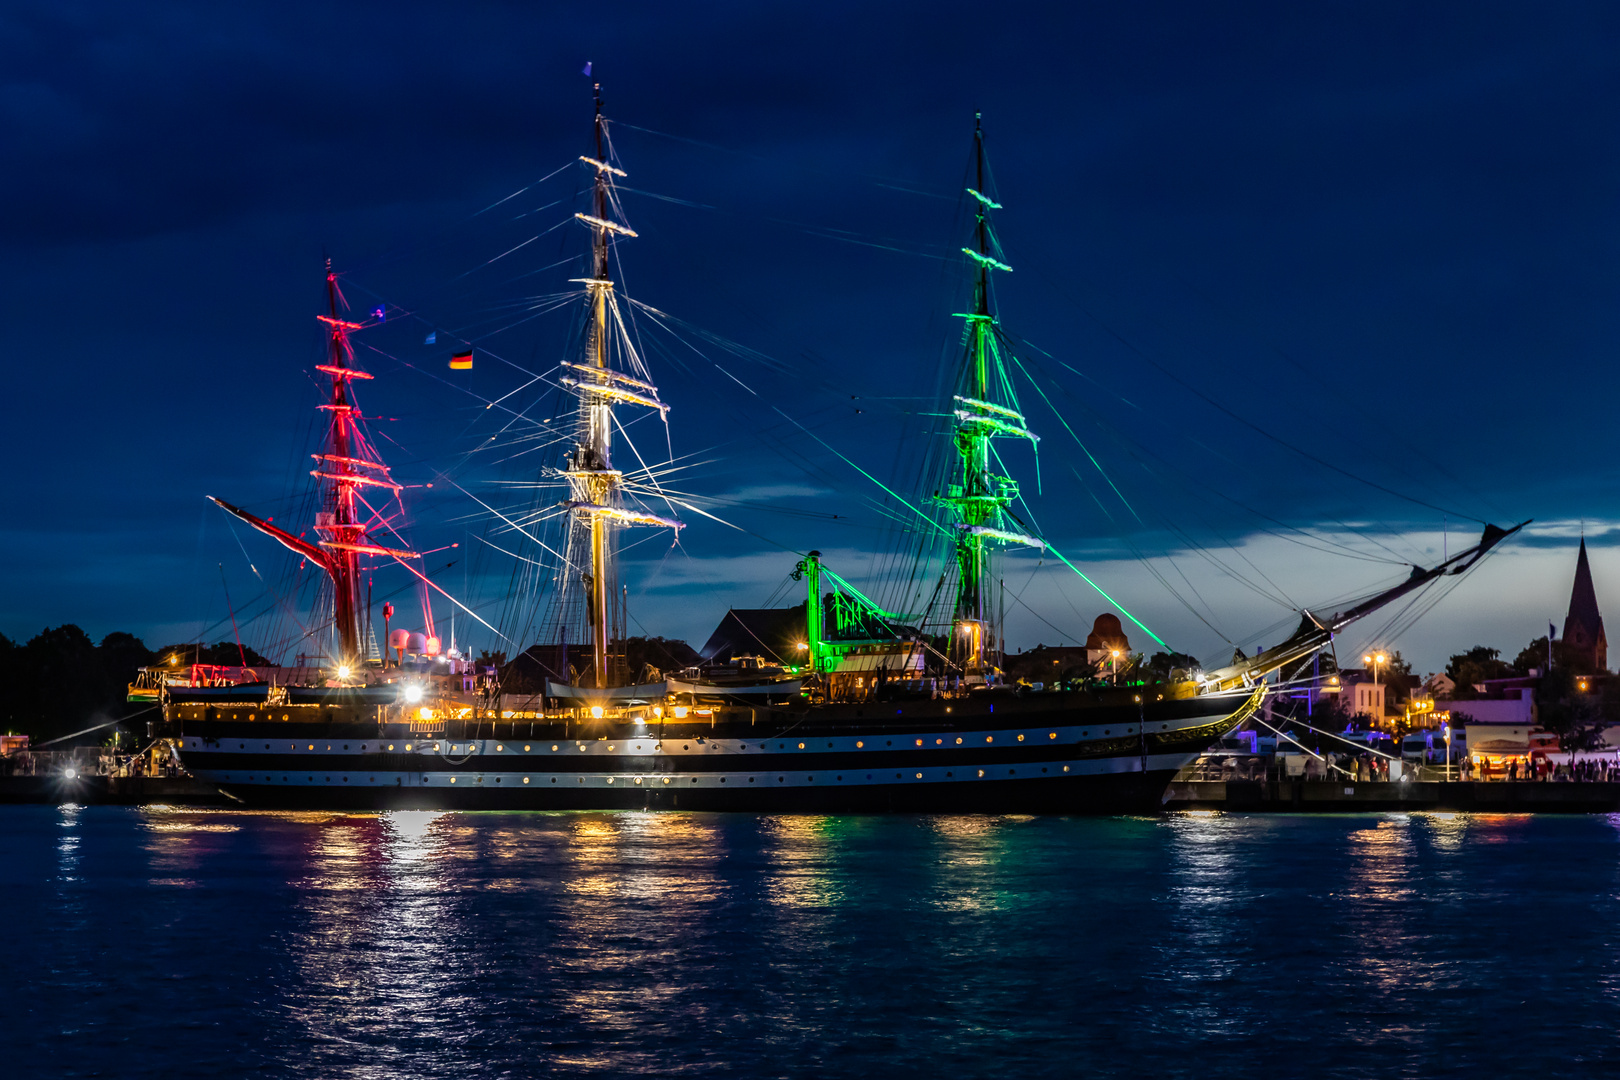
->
xmin=151 ymin=96 xmax=1523 ymax=812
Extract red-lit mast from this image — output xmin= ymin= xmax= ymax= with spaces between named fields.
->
xmin=210 ymin=262 xmax=417 ymax=670
xmin=314 ymin=263 xmax=367 ymax=661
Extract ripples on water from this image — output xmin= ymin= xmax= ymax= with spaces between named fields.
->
xmin=5 ymin=808 xmax=1620 ymax=1077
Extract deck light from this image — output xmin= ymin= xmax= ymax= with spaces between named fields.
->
xmin=673 ymin=706 xmax=689 ymax=719
xmin=337 ymin=665 xmax=351 ymax=679
xmin=591 ymin=706 xmax=604 ymax=719
xmin=403 ymin=685 xmax=423 ymax=704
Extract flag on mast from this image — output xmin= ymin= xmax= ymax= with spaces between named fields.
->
xmin=450 ymin=350 xmax=473 ymax=370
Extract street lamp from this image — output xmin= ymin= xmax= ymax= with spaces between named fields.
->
xmin=1362 ymin=652 xmax=1388 ymax=686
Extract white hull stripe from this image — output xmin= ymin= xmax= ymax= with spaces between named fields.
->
xmin=190 ymin=750 xmax=1200 ymax=788
xmin=176 ymin=712 xmax=1234 ymax=759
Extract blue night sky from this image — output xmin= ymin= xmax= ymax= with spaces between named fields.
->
xmin=3 ymin=0 xmax=1619 ymax=674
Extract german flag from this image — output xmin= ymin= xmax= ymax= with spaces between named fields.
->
xmin=449 ymin=350 xmax=473 ymax=370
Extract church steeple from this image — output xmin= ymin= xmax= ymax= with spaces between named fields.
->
xmin=1562 ymin=537 xmax=1607 ymax=672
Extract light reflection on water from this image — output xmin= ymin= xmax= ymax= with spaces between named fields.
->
xmin=10 ymin=808 xmax=1620 ymax=1077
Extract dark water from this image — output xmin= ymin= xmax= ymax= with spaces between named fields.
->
xmin=6 ymin=807 xmax=1620 ymax=1078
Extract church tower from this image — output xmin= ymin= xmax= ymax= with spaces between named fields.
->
xmin=1562 ymin=538 xmax=1607 ymax=672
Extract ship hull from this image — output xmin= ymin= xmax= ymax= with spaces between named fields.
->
xmin=166 ymin=687 xmax=1258 ymax=815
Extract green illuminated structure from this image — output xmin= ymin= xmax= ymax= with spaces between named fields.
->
xmin=939 ymin=115 xmax=1041 ymax=676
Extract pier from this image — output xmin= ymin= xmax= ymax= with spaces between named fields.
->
xmin=1164 ymin=779 xmax=1620 ymax=813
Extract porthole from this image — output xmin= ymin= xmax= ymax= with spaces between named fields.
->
xmin=977 ymin=769 xmax=985 ymax=778
xmin=746 ymin=777 xmax=753 ymax=783
xmin=955 ymin=737 xmax=963 ymax=744
xmin=308 ymin=745 xmax=314 ymax=750
xmin=608 ymin=745 xmax=615 ymax=752
xmin=808 ymin=776 xmax=814 ymax=782
xmin=342 ymin=777 xmax=348 ymax=782
xmin=1063 ymin=765 xmax=1070 ymax=773
xmin=778 ymin=776 xmax=785 ymax=782
xmin=826 ymin=742 xmax=833 ymax=748
xmin=388 ymin=744 xmax=395 ymax=751
xmin=635 ymin=777 xmax=643 ymax=785
xmin=283 ymin=715 xmax=290 ymax=722
xmin=798 ymin=742 xmax=805 ymax=749
xmin=837 ymin=775 xmax=843 ymax=781
xmin=663 ymin=777 xmax=671 ymax=784
xmin=935 ymin=738 xmax=943 ymax=745
xmin=1008 ymin=769 xmax=1016 ymax=776
xmin=1017 ymin=734 xmax=1025 ymax=742
xmin=915 ymin=772 xmax=923 ymax=779
xmin=497 ymin=745 xmax=504 ymax=752
xmin=946 ymin=771 xmax=953 ymax=777
xmin=915 ymin=739 xmax=923 ymax=747
xmin=1049 ymin=732 xmax=1057 ymax=739
xmin=986 ymin=736 xmax=994 ymax=743
xmin=239 ymin=743 xmax=245 ymax=749
xmin=1042 ymin=767 xmax=1048 ymax=773
xmin=525 ymin=745 xmax=531 ymax=751
xmin=552 ymin=745 xmax=559 ymax=751
xmin=856 ymin=741 xmax=864 ymax=748
xmin=886 ymin=740 xmax=892 ymax=746
xmin=692 ymin=777 xmax=698 ymax=783
xmin=289 ymin=743 xmax=295 ymax=750
xmin=343 ymin=744 xmax=349 ymax=750
xmin=551 ymin=778 xmax=557 ymax=784
xmin=450 ymin=777 xmax=457 ymax=784
xmin=895 ymin=772 xmax=902 ymax=779
xmin=607 ymin=777 xmax=614 ymax=784
xmin=405 ymin=744 xmax=412 ymax=752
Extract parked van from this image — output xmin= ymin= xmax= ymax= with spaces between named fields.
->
xmin=1401 ymin=731 xmax=1436 ymax=760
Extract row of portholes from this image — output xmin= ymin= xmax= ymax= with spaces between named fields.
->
xmin=232 ymin=763 xmax=1079 ymax=787
xmin=205 ymin=740 xmax=445 ymax=754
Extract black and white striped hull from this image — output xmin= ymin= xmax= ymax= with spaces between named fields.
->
xmin=172 ymin=689 xmax=1257 ymax=814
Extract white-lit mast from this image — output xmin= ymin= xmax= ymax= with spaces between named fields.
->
xmin=563 ymin=84 xmax=681 ymax=688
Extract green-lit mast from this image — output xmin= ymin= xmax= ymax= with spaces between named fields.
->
xmin=940 ymin=114 xmax=1042 ymax=677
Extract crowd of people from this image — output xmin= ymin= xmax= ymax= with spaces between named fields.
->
xmin=1464 ymin=757 xmax=1620 ymax=782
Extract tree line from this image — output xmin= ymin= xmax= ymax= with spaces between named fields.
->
xmin=0 ymin=625 xmax=268 ymax=745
